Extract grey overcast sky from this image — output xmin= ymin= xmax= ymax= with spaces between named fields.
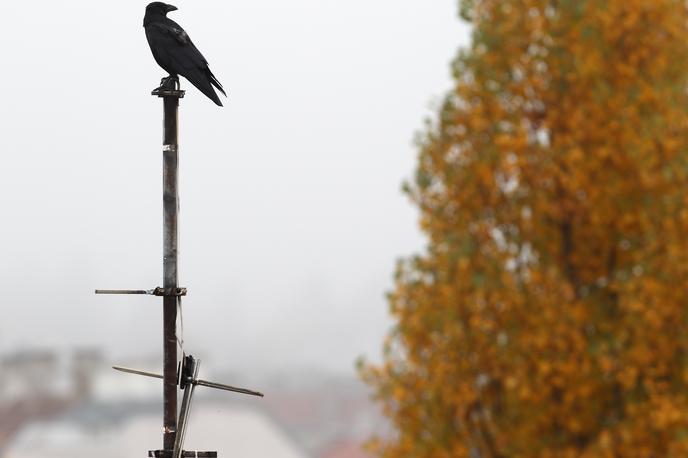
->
xmin=0 ymin=1 xmax=469 ymax=375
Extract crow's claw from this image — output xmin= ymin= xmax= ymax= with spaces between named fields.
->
xmin=153 ymin=75 xmax=180 ymax=93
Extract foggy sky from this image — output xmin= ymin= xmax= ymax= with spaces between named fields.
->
xmin=0 ymin=1 xmax=469 ymax=375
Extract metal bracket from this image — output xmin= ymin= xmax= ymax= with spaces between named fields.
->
xmin=95 ymin=288 xmax=187 ymax=297
xmin=148 ymin=451 xmax=216 ymax=458
xmin=152 ymin=89 xmax=186 ymax=98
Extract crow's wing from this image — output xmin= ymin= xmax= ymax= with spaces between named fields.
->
xmin=146 ymin=21 xmax=226 ymax=106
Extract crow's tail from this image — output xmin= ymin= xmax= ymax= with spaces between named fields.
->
xmin=184 ymin=66 xmax=226 ymax=107
xmin=208 ymin=68 xmax=226 ymax=97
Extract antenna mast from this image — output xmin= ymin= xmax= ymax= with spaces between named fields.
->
xmin=96 ymin=77 xmax=262 ymax=458
xmin=159 ymin=77 xmax=182 ymax=453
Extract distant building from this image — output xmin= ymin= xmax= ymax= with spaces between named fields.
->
xmin=0 ymin=350 xmax=62 ymax=401
xmin=0 ymin=351 xmax=386 ymax=458
xmin=0 ymin=348 xmax=104 ymax=404
xmin=71 ymin=349 xmax=104 ymax=399
xmin=258 ymin=374 xmax=389 ymax=457
xmin=5 ymin=401 xmax=308 ymax=458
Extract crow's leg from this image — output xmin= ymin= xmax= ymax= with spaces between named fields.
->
xmin=161 ymin=75 xmax=180 ymax=90
xmin=153 ymin=75 xmax=181 ymax=92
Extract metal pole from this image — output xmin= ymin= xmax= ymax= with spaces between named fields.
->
xmin=98 ymin=80 xmax=261 ymax=457
xmin=162 ymin=90 xmax=181 ymax=451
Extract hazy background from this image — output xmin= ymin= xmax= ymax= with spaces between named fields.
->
xmin=0 ymin=0 xmax=469 ymax=375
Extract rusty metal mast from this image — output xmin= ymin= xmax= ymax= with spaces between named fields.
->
xmin=160 ymin=80 xmax=182 ymax=453
xmin=96 ymin=77 xmax=262 ymax=458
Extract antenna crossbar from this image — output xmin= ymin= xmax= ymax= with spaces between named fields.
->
xmin=113 ymin=364 xmax=264 ymax=397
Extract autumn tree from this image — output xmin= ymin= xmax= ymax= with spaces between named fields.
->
xmin=362 ymin=1 xmax=688 ymax=456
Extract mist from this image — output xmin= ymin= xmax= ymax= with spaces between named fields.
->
xmin=0 ymin=0 xmax=469 ymax=376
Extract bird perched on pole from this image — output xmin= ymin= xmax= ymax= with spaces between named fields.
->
xmin=144 ymin=2 xmax=226 ymax=106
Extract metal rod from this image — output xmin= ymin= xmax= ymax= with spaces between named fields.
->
xmin=113 ymin=366 xmax=163 ymax=379
xmin=162 ymin=88 xmax=182 ymax=451
xmin=173 ymin=358 xmax=201 ymax=458
xmin=195 ymin=380 xmax=264 ymax=397
xmin=95 ymin=289 xmax=155 ymax=295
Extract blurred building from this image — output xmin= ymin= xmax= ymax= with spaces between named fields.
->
xmin=0 ymin=348 xmax=104 ymax=403
xmin=0 ymin=350 xmax=383 ymax=457
xmin=0 ymin=350 xmax=63 ymax=401
xmin=71 ymin=349 xmax=104 ymax=399
xmin=0 ymin=349 xmax=95 ymax=455
xmin=257 ymin=373 xmax=383 ymax=457
xmin=5 ymin=402 xmax=307 ymax=458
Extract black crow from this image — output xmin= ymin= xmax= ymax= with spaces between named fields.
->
xmin=144 ymin=2 xmax=226 ymax=106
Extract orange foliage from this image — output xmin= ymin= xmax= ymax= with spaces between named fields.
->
xmin=361 ymin=0 xmax=688 ymax=456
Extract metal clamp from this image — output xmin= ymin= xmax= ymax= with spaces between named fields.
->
xmin=149 ymin=451 xmax=216 ymax=458
xmin=95 ymin=288 xmax=187 ymax=297
xmin=154 ymin=287 xmax=188 ymax=297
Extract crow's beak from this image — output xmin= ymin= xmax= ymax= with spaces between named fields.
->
xmin=166 ymin=4 xmax=178 ymax=12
